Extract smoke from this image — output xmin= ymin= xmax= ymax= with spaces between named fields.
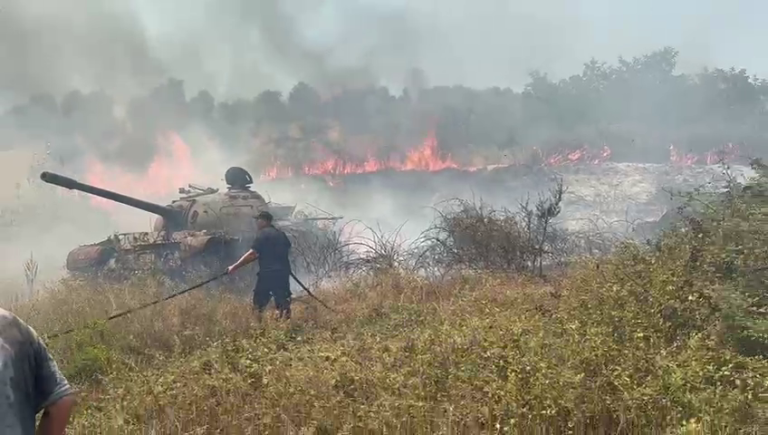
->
xmin=3 ymin=0 xmax=767 ymax=105
xmin=0 ymin=0 xmax=421 ymax=105
xmin=0 ymin=147 xmax=114 ymax=290
xmin=0 ymin=1 xmax=164 ymax=105
xmin=1 ymin=0 xmax=767 ymax=294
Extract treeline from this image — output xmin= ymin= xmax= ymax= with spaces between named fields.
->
xmin=2 ymin=47 xmax=767 ymax=172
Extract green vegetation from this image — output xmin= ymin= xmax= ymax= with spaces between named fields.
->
xmin=8 ymin=163 xmax=768 ymax=433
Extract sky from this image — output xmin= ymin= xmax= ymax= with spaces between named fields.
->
xmin=1 ymin=0 xmax=766 ymax=106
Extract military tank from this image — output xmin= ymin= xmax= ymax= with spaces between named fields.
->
xmin=40 ymin=167 xmax=342 ymax=281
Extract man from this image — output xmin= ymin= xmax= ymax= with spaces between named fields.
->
xmin=227 ymin=211 xmax=293 ymax=320
xmin=0 ymin=308 xmax=76 ymax=434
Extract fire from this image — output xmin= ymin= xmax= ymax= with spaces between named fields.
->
xmin=83 ymin=132 xmax=196 ymax=209
xmin=401 ymin=133 xmax=459 ymax=171
xmin=669 ymin=143 xmax=739 ymax=166
xmin=75 ymin=127 xmax=744 ymax=213
xmin=261 ymin=130 xmax=458 ymax=180
xmin=261 ymin=133 xmax=744 ymax=183
xmin=542 ymin=146 xmax=612 ymax=166
xmin=261 ymin=136 xmax=615 ymax=181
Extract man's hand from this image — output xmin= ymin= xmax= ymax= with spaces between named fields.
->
xmin=226 ymin=265 xmax=237 ymax=274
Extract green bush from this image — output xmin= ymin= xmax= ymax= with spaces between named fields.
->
xmin=649 ymin=160 xmax=768 ymax=358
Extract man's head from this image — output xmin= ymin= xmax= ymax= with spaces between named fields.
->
xmin=255 ymin=211 xmax=274 ymax=230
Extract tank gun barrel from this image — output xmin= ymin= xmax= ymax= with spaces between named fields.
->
xmin=40 ymin=171 xmax=185 ymax=228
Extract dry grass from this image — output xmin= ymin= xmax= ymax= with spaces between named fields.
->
xmin=8 ymin=256 xmax=767 ymax=434
xmin=5 ymin=164 xmax=768 ymax=433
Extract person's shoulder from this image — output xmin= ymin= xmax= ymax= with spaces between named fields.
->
xmin=254 ymin=226 xmax=277 ymax=245
xmin=0 ymin=307 xmax=14 ymax=320
xmin=0 ymin=308 xmax=36 ymax=348
xmin=264 ymin=226 xmax=284 ymax=237
xmin=256 ymin=226 xmax=276 ymax=238
xmin=273 ymin=226 xmax=291 ymax=240
xmin=0 ymin=307 xmax=22 ymax=329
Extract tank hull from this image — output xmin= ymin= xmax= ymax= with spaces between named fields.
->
xmin=64 ymin=222 xmax=342 ymax=283
xmin=65 ymin=230 xmax=239 ymax=278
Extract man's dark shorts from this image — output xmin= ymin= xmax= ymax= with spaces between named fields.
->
xmin=253 ymin=270 xmax=291 ymax=312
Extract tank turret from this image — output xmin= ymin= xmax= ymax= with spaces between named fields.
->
xmin=40 ymin=171 xmax=187 ymax=231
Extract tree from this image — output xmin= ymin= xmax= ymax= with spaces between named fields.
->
xmin=253 ymin=90 xmax=288 ymax=125
xmin=287 ymin=82 xmax=322 ymax=120
xmin=3 ymin=46 xmax=768 ymax=171
xmin=189 ymin=90 xmax=215 ymax=121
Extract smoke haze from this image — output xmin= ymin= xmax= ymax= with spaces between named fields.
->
xmin=1 ymin=0 xmax=767 ymax=293
xmin=3 ymin=0 xmax=768 ymax=105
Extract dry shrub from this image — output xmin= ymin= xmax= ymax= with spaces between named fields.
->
xmin=339 ymin=221 xmax=416 ymax=275
xmin=289 ymin=219 xmax=425 ymax=285
xmin=563 ymin=215 xmax=638 ymax=260
xmin=416 ymin=180 xmax=568 ymax=277
xmin=285 ymin=218 xmax=420 ymax=290
xmin=14 ymin=264 xmax=764 ymax=433
xmin=284 ymin=218 xmax=356 ymax=285
xmin=23 ymin=251 xmax=39 ymax=297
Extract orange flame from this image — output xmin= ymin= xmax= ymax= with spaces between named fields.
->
xmin=261 ymin=130 xmax=458 ymax=180
xmin=669 ymin=143 xmax=739 ymax=166
xmin=541 ymin=145 xmax=612 ymax=166
xmin=83 ymin=132 xmax=195 ymax=210
xmin=76 ymin=128 xmax=745 ymax=214
xmin=261 ymin=135 xmax=614 ymax=181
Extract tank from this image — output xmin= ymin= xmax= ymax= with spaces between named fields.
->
xmin=40 ymin=167 xmax=342 ymax=281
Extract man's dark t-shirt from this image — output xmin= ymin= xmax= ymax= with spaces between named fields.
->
xmin=251 ymin=225 xmax=292 ymax=273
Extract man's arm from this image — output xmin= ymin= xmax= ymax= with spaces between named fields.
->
xmin=228 ymin=231 xmax=267 ymax=274
xmin=227 ymin=249 xmax=258 ymax=274
xmin=29 ymin=328 xmax=75 ymax=435
xmin=36 ymin=395 xmax=76 ymax=435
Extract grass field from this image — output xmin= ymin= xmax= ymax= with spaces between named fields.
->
xmin=6 ymin=165 xmax=768 ymax=433
xmin=10 ymin=247 xmax=768 ymax=433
